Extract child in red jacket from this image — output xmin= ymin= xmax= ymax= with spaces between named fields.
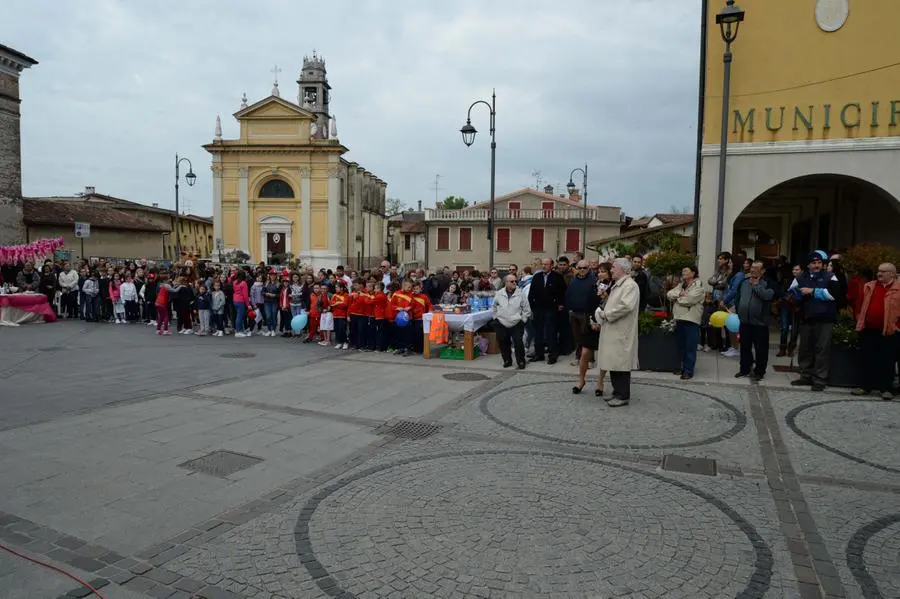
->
xmin=330 ymin=280 xmax=350 ymax=349
xmin=372 ymin=281 xmax=388 ymax=352
xmin=410 ymin=281 xmax=432 ymax=353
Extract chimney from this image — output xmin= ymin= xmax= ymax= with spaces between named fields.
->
xmin=568 ymin=188 xmax=581 ymax=202
xmin=543 ymin=184 xmax=553 ymax=195
xmin=85 ymin=186 xmax=95 ymax=195
xmin=417 ymin=200 xmax=422 ymax=211
xmin=152 ymin=203 xmax=159 ymax=207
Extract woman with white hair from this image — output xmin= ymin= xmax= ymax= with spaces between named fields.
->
xmin=595 ymin=257 xmax=640 ymax=407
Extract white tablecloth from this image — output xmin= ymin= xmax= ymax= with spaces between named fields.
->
xmin=0 ymin=306 xmax=46 ymax=326
xmin=423 ymin=310 xmax=493 ymax=333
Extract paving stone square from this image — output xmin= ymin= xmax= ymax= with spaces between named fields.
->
xmin=1 ymin=321 xmax=898 ymax=598
xmin=767 ymin=389 xmax=900 ymax=485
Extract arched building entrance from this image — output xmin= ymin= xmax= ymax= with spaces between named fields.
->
xmin=697 ymin=140 xmax=900 ymax=271
xmin=733 ymin=174 xmax=900 ymax=266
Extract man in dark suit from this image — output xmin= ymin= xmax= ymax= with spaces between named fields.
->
xmin=528 ymin=257 xmax=567 ymax=364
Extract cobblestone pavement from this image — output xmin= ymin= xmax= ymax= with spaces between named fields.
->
xmin=1 ymin=321 xmax=898 ymax=598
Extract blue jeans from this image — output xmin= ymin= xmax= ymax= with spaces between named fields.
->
xmin=675 ymin=320 xmax=700 ymax=376
xmin=264 ymin=302 xmax=278 ymax=331
xmin=235 ymin=303 xmax=247 ymax=333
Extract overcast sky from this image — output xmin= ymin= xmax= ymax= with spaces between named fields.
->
xmin=6 ymin=0 xmax=702 ymax=218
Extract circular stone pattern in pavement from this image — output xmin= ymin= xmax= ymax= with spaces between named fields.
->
xmin=479 ymin=381 xmax=745 ymax=449
xmin=786 ymin=399 xmax=900 ymax=473
xmin=847 ymin=514 xmax=900 ymax=599
xmin=295 ymin=451 xmax=772 ymax=599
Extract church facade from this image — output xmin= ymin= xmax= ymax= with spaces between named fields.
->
xmin=206 ymin=53 xmax=387 ymax=269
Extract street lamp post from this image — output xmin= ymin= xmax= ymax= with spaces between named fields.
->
xmin=174 ymin=154 xmax=197 ymax=260
xmin=460 ymin=90 xmax=496 ymax=269
xmin=566 ymin=164 xmax=588 ymax=254
xmin=713 ymin=0 xmax=745 ymax=262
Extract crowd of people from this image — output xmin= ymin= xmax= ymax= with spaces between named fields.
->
xmin=3 ymin=246 xmax=897 ymax=402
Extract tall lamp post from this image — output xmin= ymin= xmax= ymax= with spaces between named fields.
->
xmin=174 ymin=154 xmax=197 ymax=260
xmin=460 ymin=90 xmax=496 ymax=269
xmin=713 ymin=0 xmax=745 ymax=262
xmin=566 ymin=164 xmax=588 ymax=254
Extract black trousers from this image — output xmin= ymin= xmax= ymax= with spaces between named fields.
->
xmin=496 ymin=321 xmax=525 ymax=365
xmin=609 ymin=371 xmax=631 ymax=399
xmin=532 ymin=308 xmax=559 ymax=359
xmin=739 ymin=323 xmax=769 ymax=376
xmin=799 ymin=321 xmax=833 ymax=385
xmin=859 ymin=328 xmax=898 ymax=393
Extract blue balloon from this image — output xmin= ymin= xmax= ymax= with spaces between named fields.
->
xmin=395 ymin=310 xmax=410 ymax=327
xmin=291 ymin=312 xmax=308 ymax=333
xmin=725 ymin=313 xmax=740 ymax=333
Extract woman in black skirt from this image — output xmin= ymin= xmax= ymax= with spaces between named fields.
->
xmin=573 ymin=262 xmax=612 ymax=396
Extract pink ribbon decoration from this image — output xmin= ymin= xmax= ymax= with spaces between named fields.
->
xmin=0 ymin=237 xmax=65 ymax=265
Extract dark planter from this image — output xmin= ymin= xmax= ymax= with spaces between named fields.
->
xmin=638 ymin=329 xmax=680 ymax=372
xmin=828 ymin=346 xmax=862 ymax=388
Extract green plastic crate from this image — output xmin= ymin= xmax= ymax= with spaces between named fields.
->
xmin=439 ymin=346 xmax=480 ymax=360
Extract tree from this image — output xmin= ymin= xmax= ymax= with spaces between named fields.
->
xmin=385 ymin=197 xmax=408 ymax=216
xmin=669 ymin=204 xmax=691 ymax=214
xmin=442 ymin=195 xmax=468 ymax=210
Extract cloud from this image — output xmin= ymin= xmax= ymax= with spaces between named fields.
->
xmin=6 ymin=0 xmax=702 ymax=218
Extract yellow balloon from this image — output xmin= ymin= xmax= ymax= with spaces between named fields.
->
xmin=710 ymin=311 xmax=729 ymax=328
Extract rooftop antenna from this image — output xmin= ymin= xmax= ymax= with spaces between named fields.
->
xmin=430 ymin=174 xmax=442 ymax=208
xmin=531 ymin=170 xmax=543 ymax=190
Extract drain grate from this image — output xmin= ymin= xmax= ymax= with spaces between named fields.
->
xmin=442 ymin=372 xmax=490 ymax=382
xmin=219 ymin=352 xmax=257 ymax=359
xmin=178 ymin=450 xmax=263 ymax=477
xmin=661 ymin=454 xmax=717 ymax=477
xmin=374 ymin=420 xmax=443 ymax=440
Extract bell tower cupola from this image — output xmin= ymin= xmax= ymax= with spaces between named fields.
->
xmin=297 ymin=51 xmax=331 ymax=138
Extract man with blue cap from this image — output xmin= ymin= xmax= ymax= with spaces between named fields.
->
xmin=789 ymin=250 xmax=841 ymax=391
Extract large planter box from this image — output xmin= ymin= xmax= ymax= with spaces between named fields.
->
xmin=638 ymin=329 xmax=680 ymax=372
xmin=828 ymin=346 xmax=862 ymax=388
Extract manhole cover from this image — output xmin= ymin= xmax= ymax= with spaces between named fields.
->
xmin=219 ymin=352 xmax=256 ymax=359
xmin=661 ymin=454 xmax=717 ymax=477
xmin=374 ymin=420 xmax=443 ymax=439
xmin=442 ymin=372 xmax=490 ymax=381
xmin=178 ymin=450 xmax=263 ymax=477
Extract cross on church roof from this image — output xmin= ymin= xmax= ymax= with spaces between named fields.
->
xmin=271 ymin=64 xmax=282 ymax=97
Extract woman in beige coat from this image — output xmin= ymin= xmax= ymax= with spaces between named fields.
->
xmin=595 ymin=258 xmax=640 ymax=407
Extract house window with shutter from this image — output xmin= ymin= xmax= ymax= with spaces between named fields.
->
xmin=458 ymin=227 xmax=472 ymax=251
xmin=542 ymin=201 xmax=554 ymax=219
xmin=565 ymin=229 xmax=580 ymax=252
xmin=530 ymin=229 xmax=545 ymax=252
xmin=437 ymin=227 xmax=450 ymax=250
xmin=508 ymin=201 xmax=521 ymax=218
xmin=496 ymin=228 xmax=510 ymax=252
xmin=404 ymin=234 xmax=411 ymax=250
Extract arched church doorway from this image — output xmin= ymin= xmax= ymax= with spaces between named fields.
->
xmin=732 ymin=174 xmax=900 ymax=266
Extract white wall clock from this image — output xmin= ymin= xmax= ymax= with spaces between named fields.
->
xmin=816 ymin=0 xmax=849 ymax=32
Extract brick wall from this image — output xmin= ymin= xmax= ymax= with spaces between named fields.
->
xmin=0 ymin=70 xmax=26 ymax=245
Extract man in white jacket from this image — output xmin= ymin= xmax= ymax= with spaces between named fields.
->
xmin=57 ymin=262 xmax=80 ymax=319
xmin=492 ymin=274 xmax=532 ymax=369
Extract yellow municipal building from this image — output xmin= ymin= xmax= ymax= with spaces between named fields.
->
xmin=206 ymin=53 xmax=387 ymax=269
xmin=697 ymin=0 xmax=900 ymax=271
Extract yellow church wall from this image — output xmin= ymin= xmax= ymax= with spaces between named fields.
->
xmin=311 ymin=179 xmax=327 ymax=201
xmin=311 ymin=210 xmax=327 ymax=248
xmin=223 ymin=211 xmax=238 ymax=249
xmin=703 ymin=0 xmax=900 ymax=144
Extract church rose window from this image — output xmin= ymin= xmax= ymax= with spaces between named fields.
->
xmin=259 ymin=179 xmax=295 ymax=198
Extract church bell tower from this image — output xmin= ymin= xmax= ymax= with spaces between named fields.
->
xmin=297 ymin=51 xmax=330 ymax=138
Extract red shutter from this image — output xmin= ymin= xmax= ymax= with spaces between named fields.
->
xmin=437 ymin=227 xmax=449 ymax=250
xmin=530 ymin=229 xmax=544 ymax=252
xmin=565 ymin=229 xmax=580 ymax=252
xmin=496 ymin=228 xmax=510 ymax=252
xmin=542 ymin=201 xmax=554 ymax=218
xmin=508 ymin=202 xmax=521 ymax=218
xmin=459 ymin=227 xmax=472 ymax=251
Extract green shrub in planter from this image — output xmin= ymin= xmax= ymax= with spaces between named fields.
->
xmin=828 ymin=316 xmax=861 ymax=388
xmin=637 ymin=312 xmax=680 ymax=372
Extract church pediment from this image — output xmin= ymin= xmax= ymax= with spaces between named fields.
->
xmin=233 ymin=96 xmax=316 ymax=121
